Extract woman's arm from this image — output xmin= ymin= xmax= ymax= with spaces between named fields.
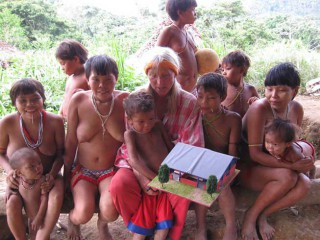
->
xmin=63 ymin=94 xmax=81 ymax=189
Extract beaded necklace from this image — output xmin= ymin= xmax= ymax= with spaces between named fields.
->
xmin=203 ymin=108 xmax=227 ymax=143
xmin=91 ymin=93 xmax=114 ymax=138
xmin=226 ymin=84 xmax=244 ymax=108
xmin=19 ymin=111 xmax=43 ymax=149
xmin=21 ymin=178 xmax=38 ymax=190
xmin=271 ymin=105 xmax=289 ymax=120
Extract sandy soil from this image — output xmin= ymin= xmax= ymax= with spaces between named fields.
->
xmin=1 ymin=95 xmax=320 ymax=240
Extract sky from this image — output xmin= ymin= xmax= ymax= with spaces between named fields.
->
xmin=67 ymin=0 xmax=213 ymax=16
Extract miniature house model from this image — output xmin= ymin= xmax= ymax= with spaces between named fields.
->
xmin=162 ymin=142 xmax=238 ymax=191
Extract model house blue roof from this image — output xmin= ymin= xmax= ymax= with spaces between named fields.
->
xmin=162 ymin=142 xmax=238 ymax=180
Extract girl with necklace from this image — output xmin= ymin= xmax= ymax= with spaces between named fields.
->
xmin=196 ymin=72 xmax=241 ymax=240
xmin=64 ymin=55 xmax=129 ymax=240
xmin=240 ymin=62 xmax=314 ymax=240
xmin=0 ymin=78 xmax=65 ymax=240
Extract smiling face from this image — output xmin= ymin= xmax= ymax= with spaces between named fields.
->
xmin=18 ymin=156 xmax=43 ymax=180
xmin=264 ymin=131 xmax=291 ymax=159
xmin=147 ymin=65 xmax=176 ymax=97
xmin=89 ymin=72 xmax=117 ymax=102
xmin=128 ymin=110 xmax=156 ymax=134
xmin=15 ymin=92 xmax=44 ymax=118
xmin=197 ymin=86 xmax=223 ymax=115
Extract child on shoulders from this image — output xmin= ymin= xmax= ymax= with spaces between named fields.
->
xmin=196 ymin=72 xmax=241 ymax=240
xmin=123 ymin=90 xmax=174 ymax=240
xmin=221 ymin=50 xmax=259 ymax=117
xmin=55 ymin=39 xmax=90 ymax=121
xmin=264 ymin=118 xmax=316 ymax=178
xmin=8 ymin=148 xmax=48 ymax=240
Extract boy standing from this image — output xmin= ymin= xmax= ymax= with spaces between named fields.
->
xmin=196 ymin=73 xmax=241 ymax=240
xmin=123 ymin=91 xmax=174 ymax=240
xmin=8 ymin=148 xmax=48 ymax=240
xmin=157 ymin=0 xmax=198 ymax=93
xmin=221 ymin=50 xmax=259 ymax=117
xmin=55 ymin=39 xmax=90 ymax=121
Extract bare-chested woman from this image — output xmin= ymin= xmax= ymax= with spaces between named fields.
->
xmin=64 ymin=55 xmax=128 ymax=240
xmin=0 ymin=78 xmax=65 ymax=240
xmin=239 ymin=62 xmax=314 ymax=240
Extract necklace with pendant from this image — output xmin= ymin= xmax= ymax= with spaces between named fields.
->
xmin=91 ymin=93 xmax=115 ymax=138
xmin=20 ymin=111 xmax=43 ymax=149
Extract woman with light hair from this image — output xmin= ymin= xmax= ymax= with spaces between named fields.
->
xmin=110 ymin=47 xmax=204 ymax=240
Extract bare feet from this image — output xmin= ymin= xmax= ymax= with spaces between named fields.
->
xmin=67 ymin=216 xmax=82 ymax=240
xmin=97 ymin=217 xmax=113 ymax=240
xmin=195 ymin=227 xmax=207 ymax=240
xmin=241 ymin=212 xmax=259 ymax=240
xmin=222 ymin=223 xmax=238 ymax=240
xmin=258 ymin=215 xmax=275 ymax=240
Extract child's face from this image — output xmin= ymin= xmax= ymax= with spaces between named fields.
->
xmin=222 ymin=63 xmax=243 ymax=85
xmin=265 ymin=132 xmax=290 ymax=158
xmin=15 ymin=92 xmax=44 ymax=117
xmin=89 ymin=72 xmax=117 ymax=101
xmin=265 ymin=85 xmax=298 ymax=111
xmin=18 ymin=157 xmax=43 ymax=180
xmin=179 ymin=6 xmax=197 ymax=24
xmin=197 ymin=86 xmax=222 ymax=115
xmin=58 ymin=58 xmax=78 ymax=76
xmin=128 ymin=110 xmax=156 ymax=134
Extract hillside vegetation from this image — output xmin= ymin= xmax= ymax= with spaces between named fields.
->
xmin=0 ymin=0 xmax=320 ymax=116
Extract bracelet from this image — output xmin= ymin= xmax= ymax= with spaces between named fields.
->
xmin=248 ymin=143 xmax=262 ymax=147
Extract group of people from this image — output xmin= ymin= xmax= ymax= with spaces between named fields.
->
xmin=0 ymin=1 xmax=315 ymax=240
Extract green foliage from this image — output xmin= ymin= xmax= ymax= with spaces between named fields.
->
xmin=206 ymin=175 xmax=217 ymax=197
xmin=158 ymin=164 xmax=170 ymax=187
xmin=0 ymin=9 xmax=28 ymax=48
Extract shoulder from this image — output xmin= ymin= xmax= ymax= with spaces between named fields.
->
xmin=244 ymin=83 xmax=259 ymax=95
xmin=114 ymin=90 xmax=129 ymax=101
xmin=289 ymin=99 xmax=303 ymax=112
xmin=44 ymin=111 xmax=64 ymax=126
xmin=157 ymin=25 xmax=176 ymax=46
xmin=225 ymin=110 xmax=241 ymax=121
xmin=0 ymin=112 xmax=18 ymax=126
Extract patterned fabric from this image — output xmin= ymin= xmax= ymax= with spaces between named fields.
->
xmin=115 ymin=89 xmax=204 ymax=168
xmin=71 ymin=163 xmax=115 ymax=188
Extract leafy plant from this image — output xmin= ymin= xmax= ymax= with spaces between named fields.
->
xmin=158 ymin=164 xmax=170 ymax=188
xmin=206 ymin=175 xmax=217 ymax=197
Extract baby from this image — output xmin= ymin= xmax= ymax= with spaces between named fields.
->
xmin=264 ymin=118 xmax=316 ymax=178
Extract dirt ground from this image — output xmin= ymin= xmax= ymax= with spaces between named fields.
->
xmin=1 ymin=95 xmax=320 ymax=240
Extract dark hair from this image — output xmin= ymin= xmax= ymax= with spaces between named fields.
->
xmin=264 ymin=62 xmax=300 ymax=87
xmin=85 ymin=55 xmax=119 ymax=80
xmin=10 ymin=78 xmax=46 ymax=106
xmin=265 ymin=118 xmax=299 ymax=143
xmin=196 ymin=72 xmax=227 ymax=98
xmin=10 ymin=147 xmax=40 ymax=170
xmin=55 ymin=39 xmax=88 ymax=64
xmin=166 ymin=0 xmax=197 ymax=21
xmin=222 ymin=50 xmax=250 ymax=77
xmin=123 ymin=91 xmax=155 ymax=118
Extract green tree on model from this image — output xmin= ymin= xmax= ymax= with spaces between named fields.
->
xmin=158 ymin=164 xmax=170 ymax=187
xmin=206 ymin=175 xmax=218 ymax=197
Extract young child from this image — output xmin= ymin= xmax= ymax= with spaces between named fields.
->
xmin=55 ymin=39 xmax=90 ymax=121
xmin=221 ymin=50 xmax=259 ymax=117
xmin=157 ymin=0 xmax=198 ymax=93
xmin=264 ymin=118 xmax=316 ymax=178
xmin=8 ymin=148 xmax=47 ymax=240
xmin=123 ymin=90 xmax=174 ymax=240
xmin=196 ymin=72 xmax=241 ymax=240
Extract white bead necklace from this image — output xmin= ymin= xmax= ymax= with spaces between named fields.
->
xmin=91 ymin=93 xmax=115 ymax=138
